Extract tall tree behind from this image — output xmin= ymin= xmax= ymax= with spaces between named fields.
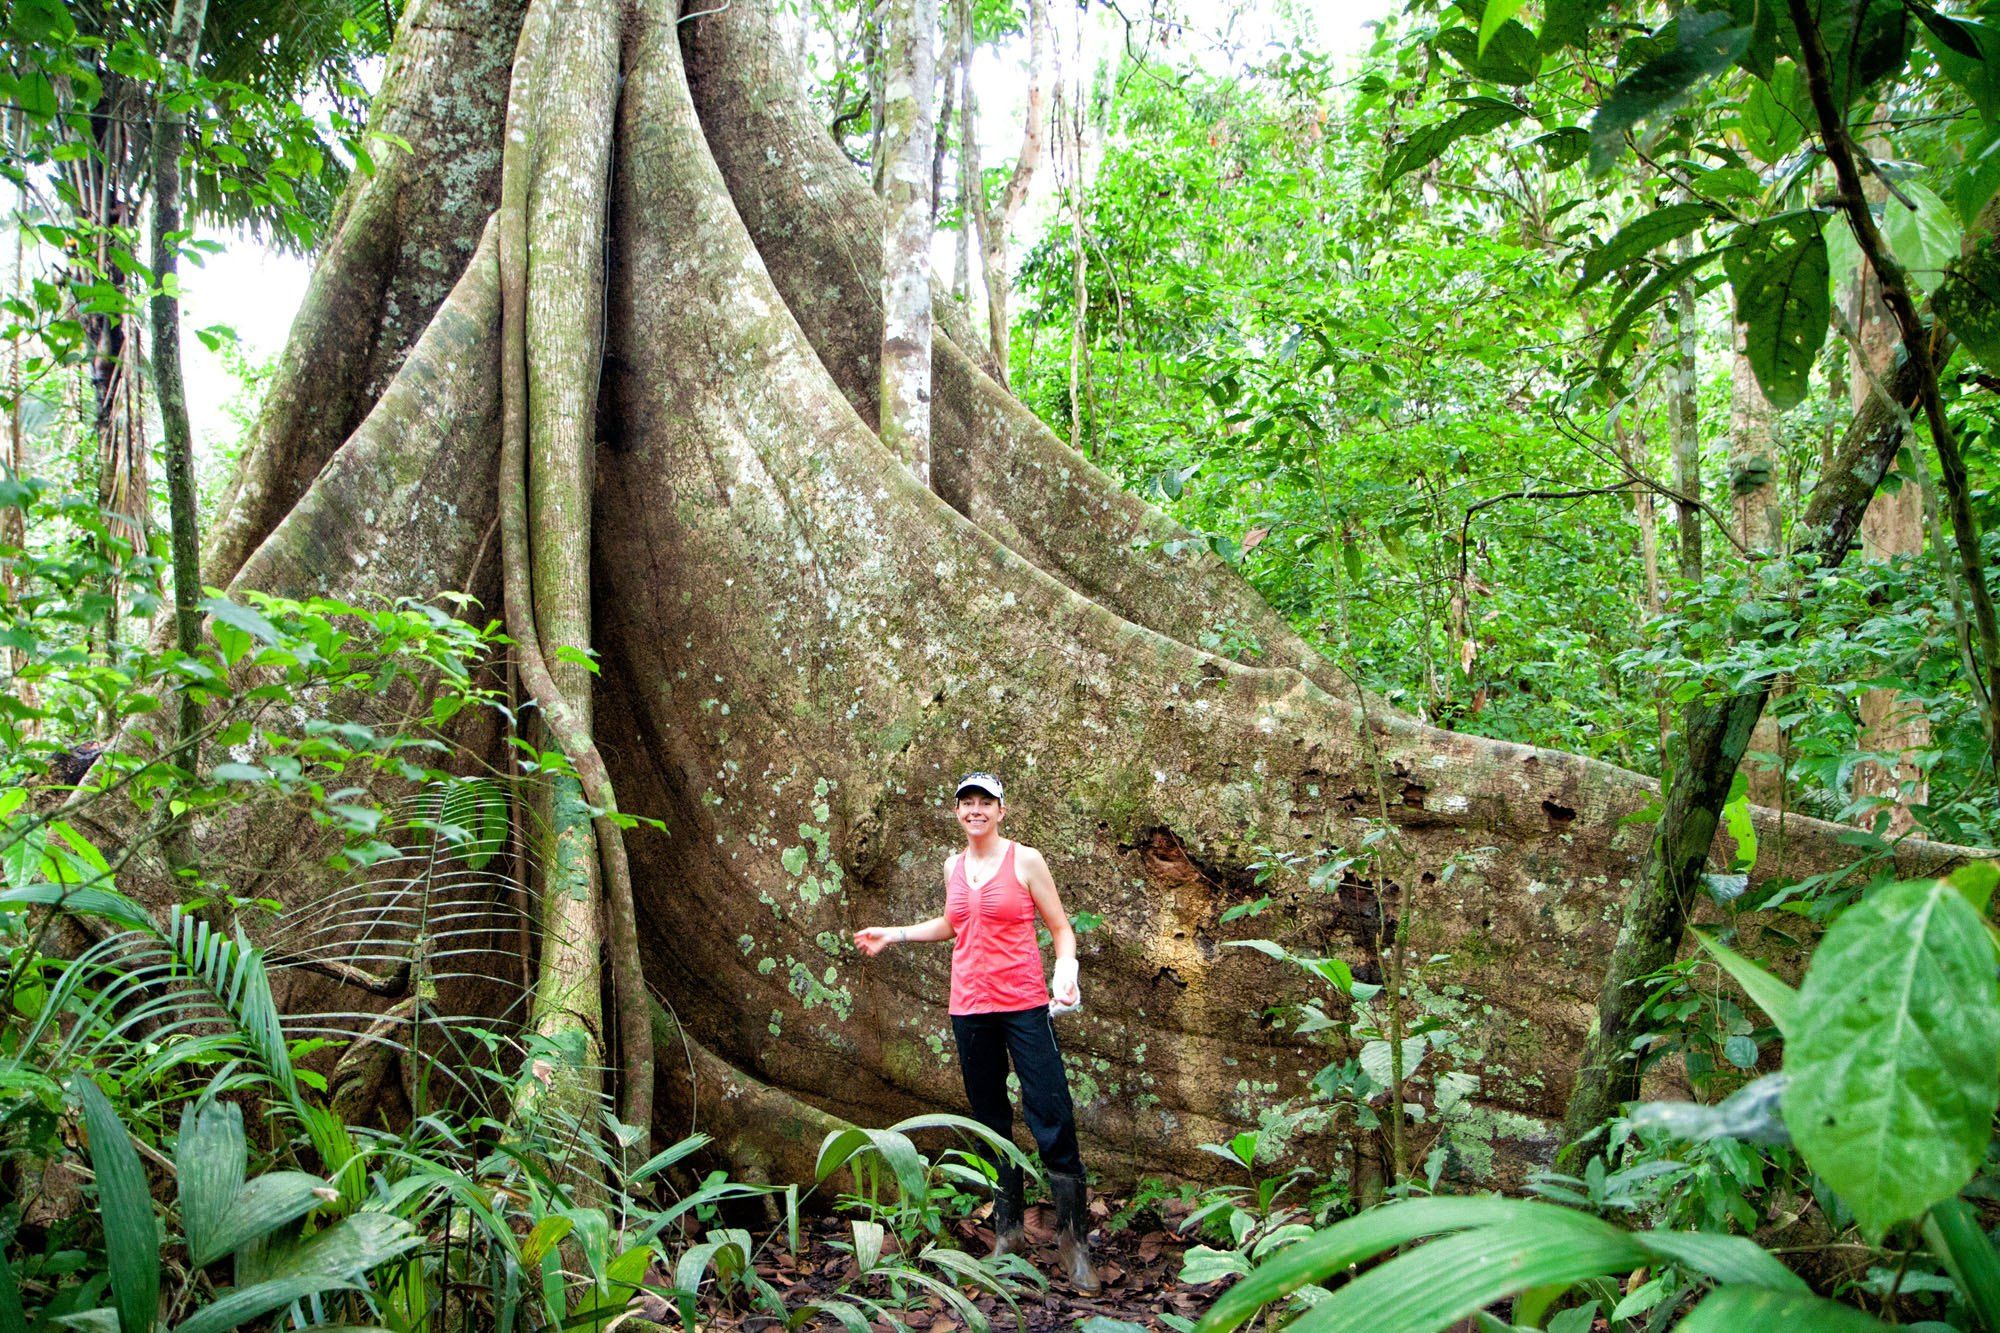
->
xmin=1729 ymin=320 xmax=1786 ymax=804
xmin=1667 ymin=230 xmax=1702 ymax=585
xmin=879 ymin=0 xmax=934 ymax=484
xmin=1850 ymin=170 xmax=1930 ymax=833
xmin=957 ymin=0 xmax=1046 ymax=381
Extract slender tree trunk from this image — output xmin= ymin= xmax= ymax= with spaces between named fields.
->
xmin=971 ymin=0 xmax=1045 ymax=380
xmin=150 ymin=0 xmax=211 ymax=770
xmin=1730 ymin=321 xmax=1788 ymax=806
xmin=1062 ymin=9 xmax=1087 ymax=457
xmin=1615 ymin=409 xmax=1668 ymax=751
xmin=1667 ymin=234 xmax=1702 ymax=586
xmin=878 ymin=0 xmax=935 ymax=485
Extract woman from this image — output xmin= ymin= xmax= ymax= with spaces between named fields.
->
xmin=853 ymin=771 xmax=1100 ymax=1292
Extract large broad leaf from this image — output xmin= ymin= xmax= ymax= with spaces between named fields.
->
xmin=1782 ymin=879 xmax=2000 ymax=1240
xmin=1881 ymin=181 xmax=1963 ymax=295
xmin=1738 ymin=65 xmax=1808 ymax=163
xmin=1195 ymin=1197 xmax=1576 ymax=1331
xmin=1575 ymin=201 xmax=1716 ymax=292
xmin=177 ymin=1101 xmax=247 ymax=1268
xmin=1920 ymin=12 xmax=2000 ymax=118
xmin=70 ymin=1078 xmax=159 ymax=1333
xmin=1435 ymin=19 xmax=1541 ymax=86
xmin=1792 ymin=0 xmax=1911 ymax=111
xmin=1726 ymin=212 xmax=1830 ymax=410
xmin=1280 ymin=1211 xmax=1645 ymax=1332
xmin=1589 ymin=12 xmax=1751 ymax=174
xmin=1382 ymin=97 xmax=1528 ymax=187
xmin=815 ymin=1126 xmax=929 ymax=1205
xmin=1678 ymin=1286 xmax=1892 ymax=1330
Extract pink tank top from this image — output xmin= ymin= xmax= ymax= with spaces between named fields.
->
xmin=946 ymin=841 xmax=1049 ymax=1015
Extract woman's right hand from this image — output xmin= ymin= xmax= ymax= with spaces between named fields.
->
xmin=853 ymin=926 xmax=898 ymax=956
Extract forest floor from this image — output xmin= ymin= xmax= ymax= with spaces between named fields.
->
xmin=679 ymin=1189 xmax=1212 ymax=1330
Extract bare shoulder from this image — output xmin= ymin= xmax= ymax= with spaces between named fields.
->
xmin=943 ymin=851 xmax=961 ymax=879
xmin=1014 ymin=843 xmax=1051 ymax=875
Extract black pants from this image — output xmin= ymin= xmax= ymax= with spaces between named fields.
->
xmin=951 ymin=1006 xmax=1086 ymax=1180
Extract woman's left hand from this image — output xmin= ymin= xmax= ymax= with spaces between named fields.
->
xmin=1051 ymin=956 xmax=1081 ymax=1007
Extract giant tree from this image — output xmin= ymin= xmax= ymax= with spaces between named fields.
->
xmin=114 ymin=0 xmax=1981 ymax=1189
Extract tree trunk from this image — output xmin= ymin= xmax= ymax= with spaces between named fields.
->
xmin=157 ymin=0 xmax=1986 ymax=1192
xmin=204 ymin=0 xmax=528 ymax=587
xmin=1729 ymin=322 xmax=1788 ymax=806
xmin=877 ymin=0 xmax=934 ymax=484
xmin=971 ymin=0 xmax=1046 ymax=380
xmin=1667 ymin=235 xmax=1702 ymax=586
xmin=1849 ymin=201 xmax=1930 ymax=834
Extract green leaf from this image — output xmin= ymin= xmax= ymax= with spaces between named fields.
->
xmin=0 ymin=883 xmax=152 ymax=929
xmin=1589 ymin=13 xmax=1751 ymax=174
xmin=1539 ymin=0 xmax=1607 ymax=51
xmin=814 ymin=1127 xmax=929 ymax=1205
xmin=1948 ymin=861 xmax=1998 ymax=914
xmin=1921 ymin=16 xmax=2000 ymax=118
xmin=1273 ymin=1210 xmax=1644 ymax=1332
xmin=1597 ymin=248 xmax=1717 ymax=370
xmin=1180 ymin=1245 xmax=1253 ymax=1285
xmin=1382 ymin=98 xmax=1528 ymax=187
xmin=199 ymin=596 xmax=281 ymax=646
xmin=1721 ymin=789 xmax=1757 ymax=872
xmin=1629 ymin=1229 xmax=1805 ymax=1290
xmin=1434 ymin=19 xmax=1541 ymax=85
xmin=1739 ymin=65 xmax=1808 ymax=162
xmin=69 ymin=1077 xmax=159 ymax=1333
xmin=1924 ymin=1197 xmax=2000 ymax=1331
xmin=177 ymin=1100 xmax=246 ymax=1268
xmin=1691 ymin=930 xmax=1798 ymax=1036
xmin=1195 ymin=1197 xmax=1578 ymax=1331
xmin=10 ymin=0 xmax=76 ymax=41
xmin=173 ymin=1276 xmax=364 ymax=1333
xmin=1576 ymin=202 xmax=1716 ymax=293
xmin=1782 ymin=879 xmax=2000 ymax=1239
xmin=1881 ymin=181 xmax=1962 ymax=294
xmin=1479 ymin=0 xmax=1525 ymax=55
xmin=1678 ymin=1286 xmax=1892 ymax=1330
xmin=210 ymin=763 xmax=270 ymax=783
xmin=1727 ymin=213 xmax=1830 ymax=410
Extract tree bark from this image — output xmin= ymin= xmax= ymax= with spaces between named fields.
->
xmin=1667 ymin=234 xmax=1702 ymax=586
xmin=1849 ymin=193 xmax=1930 ymax=834
xmin=1729 ymin=321 xmax=1787 ymax=806
xmin=205 ymin=0 xmax=527 ymax=587
xmin=878 ymin=0 xmax=935 ymax=485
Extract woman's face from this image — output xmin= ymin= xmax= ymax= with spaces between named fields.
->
xmin=956 ymin=792 xmax=1005 ymax=840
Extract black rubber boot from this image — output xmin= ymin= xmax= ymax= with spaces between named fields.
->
xmin=1050 ymin=1172 xmax=1100 ymax=1293
xmin=990 ymin=1164 xmax=1027 ymax=1258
